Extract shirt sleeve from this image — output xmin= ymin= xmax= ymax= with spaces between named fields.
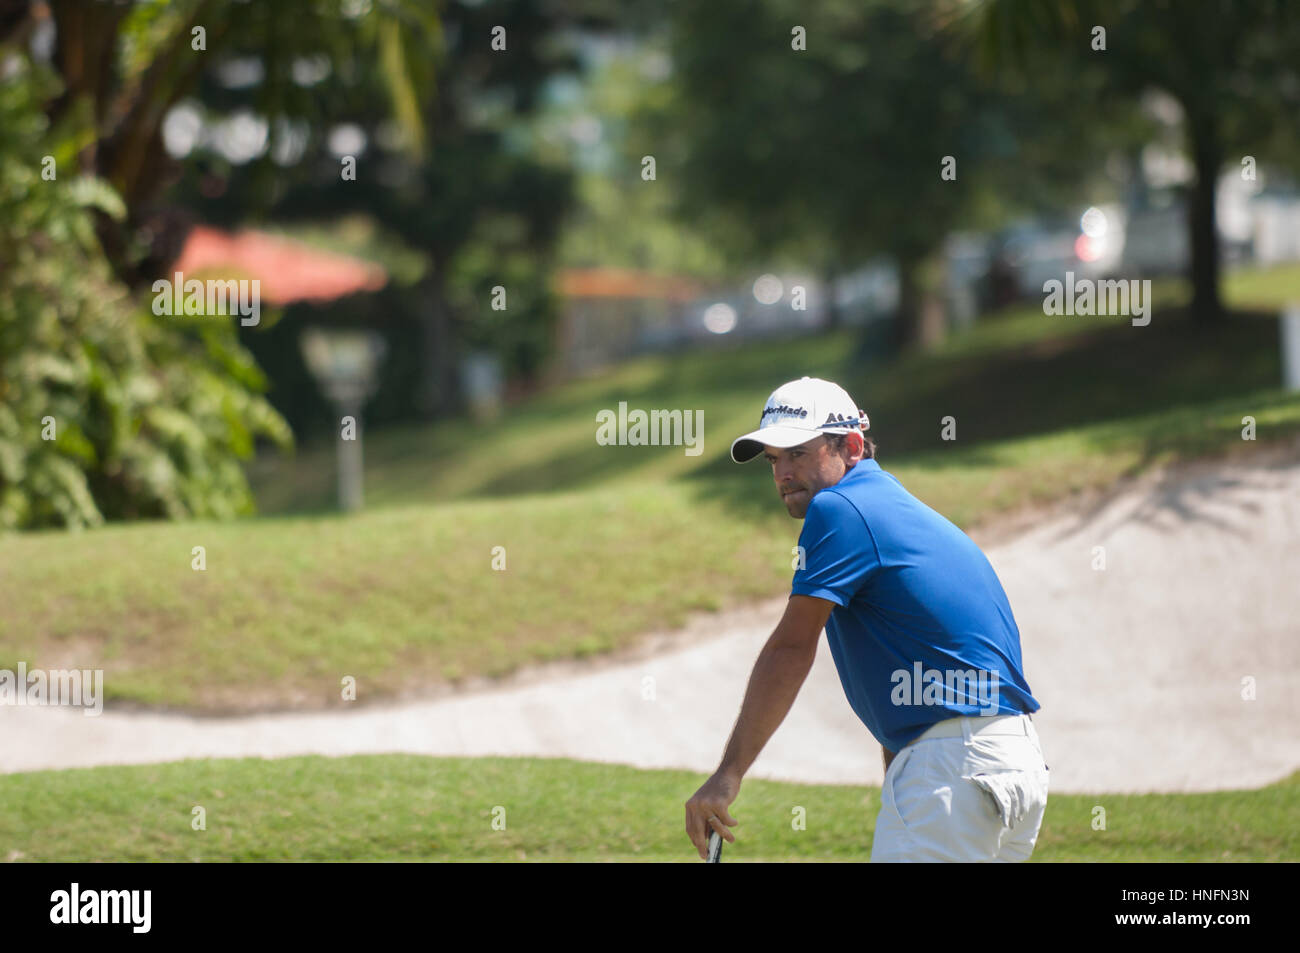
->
xmin=790 ymin=491 xmax=880 ymax=607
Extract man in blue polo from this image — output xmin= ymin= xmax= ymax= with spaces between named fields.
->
xmin=684 ymin=377 xmax=1049 ymax=862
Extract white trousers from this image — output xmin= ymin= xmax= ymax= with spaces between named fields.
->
xmin=871 ymin=713 xmax=1050 ymax=862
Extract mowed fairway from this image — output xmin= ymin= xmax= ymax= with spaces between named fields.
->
xmin=0 ymin=756 xmax=1295 ymax=862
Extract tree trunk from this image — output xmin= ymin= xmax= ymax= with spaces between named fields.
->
xmin=415 ymin=266 xmax=463 ymax=418
xmin=1186 ymin=112 xmax=1224 ymax=326
xmin=893 ymin=253 xmax=946 ymax=352
xmin=823 ymin=262 xmax=841 ymax=330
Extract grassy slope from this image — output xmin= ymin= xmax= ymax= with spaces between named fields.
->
xmin=2 ymin=270 xmax=1300 ymax=711
xmin=250 ymin=274 xmax=1300 ymax=513
xmin=0 ymin=755 xmax=1294 ymax=862
xmin=0 ymin=486 xmax=789 ymax=709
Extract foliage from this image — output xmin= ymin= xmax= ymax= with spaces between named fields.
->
xmin=957 ymin=0 xmax=1300 ymax=323
xmin=649 ymin=0 xmax=1132 ymax=348
xmin=172 ymin=0 xmax=593 ymax=406
xmin=0 ymin=61 xmax=291 ymax=531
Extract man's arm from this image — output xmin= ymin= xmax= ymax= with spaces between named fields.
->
xmin=718 ymin=594 xmax=833 ymax=777
xmin=683 ymin=594 xmax=834 ymax=858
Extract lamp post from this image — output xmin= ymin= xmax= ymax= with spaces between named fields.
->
xmin=299 ymin=328 xmax=387 ymax=512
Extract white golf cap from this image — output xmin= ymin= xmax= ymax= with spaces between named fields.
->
xmin=730 ymin=376 xmax=870 ymax=463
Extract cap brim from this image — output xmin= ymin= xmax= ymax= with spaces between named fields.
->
xmin=729 ymin=426 xmax=822 ymax=463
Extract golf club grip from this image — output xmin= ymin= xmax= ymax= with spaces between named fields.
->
xmin=706 ymin=830 xmax=722 ymax=863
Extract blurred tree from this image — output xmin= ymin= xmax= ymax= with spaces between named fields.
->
xmin=0 ymin=58 xmax=290 ymax=530
xmin=0 ymin=0 xmax=448 ymax=528
xmin=5 ymin=0 xmax=622 ymax=435
xmin=28 ymin=0 xmax=440 ymax=279
xmin=961 ymin=0 xmax=1300 ymax=325
xmin=651 ymin=0 xmax=1119 ymax=352
xmin=541 ymin=43 xmax=733 ymax=281
xmin=161 ymin=0 xmax=619 ymax=416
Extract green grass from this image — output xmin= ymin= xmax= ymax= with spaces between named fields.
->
xmin=0 ymin=755 xmax=1294 ymax=862
xmin=4 ymin=389 xmax=1298 ymax=712
xmin=251 ymin=267 xmax=1300 ymax=513
xmin=0 ymin=485 xmax=791 ymax=710
xmin=1223 ymin=262 xmax=1300 ymax=311
xmin=3 ymin=266 xmax=1299 ymax=712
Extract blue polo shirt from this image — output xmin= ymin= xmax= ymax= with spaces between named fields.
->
xmin=790 ymin=459 xmax=1039 ymax=753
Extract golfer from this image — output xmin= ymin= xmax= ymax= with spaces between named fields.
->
xmin=684 ymin=377 xmax=1049 ymax=862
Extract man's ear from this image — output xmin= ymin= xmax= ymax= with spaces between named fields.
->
xmin=845 ymin=431 xmax=865 ymax=462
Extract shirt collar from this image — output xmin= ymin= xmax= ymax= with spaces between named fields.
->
xmin=845 ymin=459 xmax=881 ymax=480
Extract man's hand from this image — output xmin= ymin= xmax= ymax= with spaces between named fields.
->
xmin=684 ymin=768 xmax=742 ymax=859
xmin=682 ymin=595 xmax=833 ymax=859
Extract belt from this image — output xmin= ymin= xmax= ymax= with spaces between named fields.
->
xmin=906 ymin=713 xmax=1033 ymax=747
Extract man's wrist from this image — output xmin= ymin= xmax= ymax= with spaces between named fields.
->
xmin=716 ymin=761 xmax=745 ymax=782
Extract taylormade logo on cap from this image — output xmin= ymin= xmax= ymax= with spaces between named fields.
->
xmin=759 ymin=403 xmax=809 ymax=424
xmin=730 ymin=377 xmax=869 ymax=463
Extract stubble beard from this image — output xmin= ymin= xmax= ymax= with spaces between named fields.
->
xmin=782 ymin=490 xmax=811 ymax=519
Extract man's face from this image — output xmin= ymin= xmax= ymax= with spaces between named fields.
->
xmin=763 ymin=433 xmax=863 ymax=518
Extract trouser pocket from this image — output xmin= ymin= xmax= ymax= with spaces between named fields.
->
xmin=963 ymin=770 xmax=1042 ymax=829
